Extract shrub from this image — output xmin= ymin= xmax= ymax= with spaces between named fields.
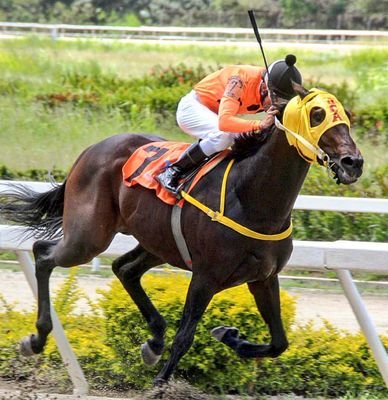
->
xmin=100 ymin=274 xmax=296 ymax=392
xmin=35 ymin=63 xmax=212 ymax=116
xmin=353 ymin=102 xmax=388 ymax=143
xmin=0 ymin=273 xmax=386 ymax=396
xmin=255 ymin=323 xmax=388 ymax=397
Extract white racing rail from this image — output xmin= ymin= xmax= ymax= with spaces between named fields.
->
xmin=0 ymin=180 xmax=387 ymax=393
xmin=0 ymin=22 xmax=387 ymax=43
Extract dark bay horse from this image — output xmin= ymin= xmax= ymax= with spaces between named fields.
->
xmin=0 ymin=83 xmax=363 ymax=385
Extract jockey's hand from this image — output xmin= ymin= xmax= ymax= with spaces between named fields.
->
xmin=266 ymin=105 xmax=280 ymax=116
xmin=257 ymin=106 xmax=279 ymax=131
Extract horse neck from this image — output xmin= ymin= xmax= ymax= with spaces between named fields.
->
xmin=234 ymin=129 xmax=310 ymax=226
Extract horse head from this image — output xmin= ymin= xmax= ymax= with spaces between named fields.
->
xmin=275 ymin=82 xmax=363 ymax=185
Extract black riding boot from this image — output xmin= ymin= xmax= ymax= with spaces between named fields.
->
xmin=156 ymin=142 xmax=207 ymax=194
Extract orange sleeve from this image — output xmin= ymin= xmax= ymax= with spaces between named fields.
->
xmin=218 ymin=75 xmax=261 ymax=133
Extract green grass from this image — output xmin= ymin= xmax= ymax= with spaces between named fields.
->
xmin=2 ymin=37 xmax=386 ymax=83
xmin=0 ymin=37 xmax=387 ymax=171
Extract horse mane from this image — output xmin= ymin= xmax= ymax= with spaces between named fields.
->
xmin=231 ymin=127 xmax=273 ymax=160
xmin=231 ymin=99 xmax=288 ymax=160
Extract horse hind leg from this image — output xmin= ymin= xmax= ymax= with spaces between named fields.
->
xmin=20 ymin=239 xmax=58 ymax=356
xmin=112 ymin=245 xmax=166 ymax=366
xmin=212 ymin=276 xmax=288 ymax=358
xmin=21 ymin=233 xmax=114 ymax=357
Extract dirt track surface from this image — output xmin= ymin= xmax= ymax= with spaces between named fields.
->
xmin=0 ymin=380 xmax=310 ymax=400
xmin=1 ymin=270 xmax=387 ymax=334
xmin=0 ymin=388 xmax=129 ymax=400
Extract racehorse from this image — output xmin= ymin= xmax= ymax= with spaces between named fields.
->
xmin=0 ymin=82 xmax=363 ymax=385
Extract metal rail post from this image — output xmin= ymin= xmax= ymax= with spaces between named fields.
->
xmin=336 ymin=269 xmax=388 ymax=387
xmin=16 ymin=250 xmax=89 ymax=395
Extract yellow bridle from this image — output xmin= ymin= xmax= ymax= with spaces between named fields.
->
xmin=276 ymin=88 xmax=350 ymax=164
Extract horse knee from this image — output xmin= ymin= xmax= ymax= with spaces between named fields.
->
xmin=112 ymin=257 xmax=133 ymax=279
xmin=112 ymin=246 xmax=145 ymax=280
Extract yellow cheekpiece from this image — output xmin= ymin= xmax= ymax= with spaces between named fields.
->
xmin=283 ymin=89 xmax=350 ymax=163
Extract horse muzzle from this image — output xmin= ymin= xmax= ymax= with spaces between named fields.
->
xmin=330 ymin=154 xmax=364 ymax=185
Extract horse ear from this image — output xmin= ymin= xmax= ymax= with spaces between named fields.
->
xmin=291 ymin=80 xmax=309 ymax=99
xmin=345 ymin=108 xmax=354 ymax=123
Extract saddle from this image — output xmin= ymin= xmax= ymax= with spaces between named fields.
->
xmin=122 ymin=141 xmax=229 ymax=206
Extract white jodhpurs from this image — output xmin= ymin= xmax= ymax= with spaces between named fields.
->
xmin=176 ymin=90 xmax=236 ymax=156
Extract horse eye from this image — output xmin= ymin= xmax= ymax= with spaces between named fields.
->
xmin=310 ymin=107 xmax=326 ymax=127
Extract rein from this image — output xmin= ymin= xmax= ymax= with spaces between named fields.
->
xmin=180 ymin=159 xmax=293 ymax=241
xmin=274 ymin=117 xmax=330 ymax=166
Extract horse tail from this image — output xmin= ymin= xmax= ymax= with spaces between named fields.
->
xmin=0 ymin=181 xmax=66 ymax=240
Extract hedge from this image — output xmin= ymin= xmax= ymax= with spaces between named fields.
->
xmin=0 ymin=271 xmax=387 ymax=397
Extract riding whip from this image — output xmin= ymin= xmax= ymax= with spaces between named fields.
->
xmin=248 ymin=10 xmax=270 ymax=73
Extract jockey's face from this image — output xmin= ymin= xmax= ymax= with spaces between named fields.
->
xmin=259 ymin=79 xmax=268 ymax=100
xmin=259 ymin=79 xmax=271 ymax=110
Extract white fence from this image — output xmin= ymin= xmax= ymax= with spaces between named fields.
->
xmin=0 ymin=22 xmax=387 ymax=44
xmin=0 ymin=180 xmax=387 ymax=394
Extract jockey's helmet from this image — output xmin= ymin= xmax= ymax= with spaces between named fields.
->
xmin=264 ymin=54 xmax=302 ymax=100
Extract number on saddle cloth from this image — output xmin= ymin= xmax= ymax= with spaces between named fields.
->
xmin=122 ymin=142 xmax=191 ymax=205
xmin=122 ymin=141 xmax=229 ymax=206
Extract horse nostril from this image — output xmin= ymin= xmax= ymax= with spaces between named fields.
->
xmin=341 ymin=156 xmax=364 ymax=173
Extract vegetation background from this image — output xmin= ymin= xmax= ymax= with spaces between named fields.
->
xmin=0 ymin=0 xmax=386 ymax=30
xmin=0 ymin=37 xmax=386 ymax=242
xmin=0 ymin=2 xmax=387 ymax=398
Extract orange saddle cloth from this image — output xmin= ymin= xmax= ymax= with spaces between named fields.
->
xmin=122 ymin=141 xmax=228 ymax=205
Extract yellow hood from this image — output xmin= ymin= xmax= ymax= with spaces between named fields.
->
xmin=283 ymin=88 xmax=350 ymax=163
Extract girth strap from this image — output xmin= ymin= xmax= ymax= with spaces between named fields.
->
xmin=170 ymin=158 xmax=293 ymax=269
xmin=171 ymin=205 xmax=193 ymax=269
xmin=180 ymin=159 xmax=293 ymax=241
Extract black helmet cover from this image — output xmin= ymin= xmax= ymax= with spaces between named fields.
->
xmin=265 ymin=54 xmax=302 ymax=100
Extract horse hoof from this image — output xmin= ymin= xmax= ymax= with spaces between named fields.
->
xmin=211 ymin=326 xmax=239 ymax=342
xmin=20 ymin=335 xmax=35 ymax=357
xmin=141 ymin=341 xmax=161 ymax=366
xmin=153 ymin=377 xmax=168 ymax=387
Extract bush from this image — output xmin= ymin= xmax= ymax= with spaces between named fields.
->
xmin=35 ymin=63 xmax=212 ymax=116
xmin=255 ymin=324 xmax=388 ymax=397
xmin=1 ymin=272 xmax=386 ymax=397
xmin=100 ymin=274 xmax=296 ymax=392
xmin=0 ymin=164 xmax=67 ymax=182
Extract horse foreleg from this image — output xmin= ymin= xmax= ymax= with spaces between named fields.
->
xmin=212 ymin=276 xmax=288 ymax=358
xmin=112 ymin=245 xmax=165 ymax=366
xmin=20 ymin=240 xmax=57 ymax=356
xmin=154 ymin=276 xmax=215 ymax=385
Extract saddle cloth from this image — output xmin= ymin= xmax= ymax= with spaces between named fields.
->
xmin=122 ymin=141 xmax=228 ymax=206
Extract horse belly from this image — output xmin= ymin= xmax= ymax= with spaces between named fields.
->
xmin=218 ymin=240 xmax=293 ymax=287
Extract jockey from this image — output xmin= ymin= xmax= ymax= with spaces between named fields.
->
xmin=156 ymin=54 xmax=302 ymax=193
